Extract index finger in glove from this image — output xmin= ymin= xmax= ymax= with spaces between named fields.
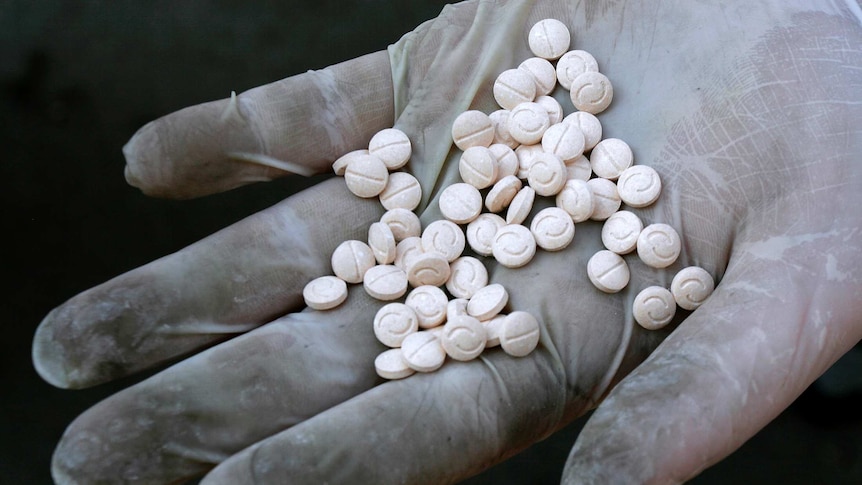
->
xmin=123 ymin=51 xmax=394 ymax=199
xmin=33 ymin=178 xmax=383 ymax=389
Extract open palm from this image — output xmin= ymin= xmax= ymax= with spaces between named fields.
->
xmin=34 ymin=1 xmax=861 ymax=483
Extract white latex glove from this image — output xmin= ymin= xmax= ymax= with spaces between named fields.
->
xmin=33 ymin=1 xmax=862 ymax=483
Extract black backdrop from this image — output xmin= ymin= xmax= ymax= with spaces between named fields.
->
xmin=3 ymin=1 xmax=860 ymax=483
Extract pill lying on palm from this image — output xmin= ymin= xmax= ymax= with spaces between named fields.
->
xmin=637 ymin=223 xmax=682 ymax=269
xmin=452 ymin=110 xmax=495 ymax=151
xmin=587 ymin=250 xmax=630 ymax=293
xmin=494 ymin=68 xmax=537 ymax=110
xmin=379 ymin=171 xmax=422 ymax=211
xmin=556 ymin=50 xmax=599 ymax=90
xmin=601 ymin=210 xmax=643 ymax=255
xmin=441 ymin=315 xmax=487 ymax=361
xmin=528 ymin=18 xmax=570 ymax=60
xmin=500 ymin=311 xmax=541 ymax=357
xmin=530 ymin=207 xmax=575 ymax=251
xmin=369 ymin=128 xmax=412 ymax=170
xmin=344 ymin=153 xmax=389 ymax=198
xmin=671 ymin=266 xmax=715 ymax=310
xmin=617 ymin=164 xmax=662 ymax=208
xmin=633 ymin=286 xmax=677 ymax=330
xmin=459 ymin=146 xmax=499 ymax=189
xmin=331 ymin=240 xmax=376 ymax=284
xmin=303 ymin=276 xmax=348 ymax=311
xmin=401 ymin=331 xmax=446 ymax=373
xmin=406 ymin=285 xmax=449 ymax=329
xmin=439 ymin=183 xmax=483 ymax=224
xmin=467 ymin=283 xmax=509 ymax=321
xmin=374 ymin=348 xmax=415 ymax=380
xmin=363 ymin=265 xmax=408 ymax=301
xmin=374 ymin=302 xmax=420 ymax=348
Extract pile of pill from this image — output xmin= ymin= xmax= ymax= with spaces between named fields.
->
xmin=303 ymin=19 xmax=715 ymax=379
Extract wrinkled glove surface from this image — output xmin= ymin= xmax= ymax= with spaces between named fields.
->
xmin=33 ymin=1 xmax=862 ymax=483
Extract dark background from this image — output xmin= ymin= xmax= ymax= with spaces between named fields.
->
xmin=2 ymin=1 xmax=860 ymax=483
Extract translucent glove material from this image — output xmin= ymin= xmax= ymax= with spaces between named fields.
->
xmin=34 ymin=1 xmax=862 ymax=484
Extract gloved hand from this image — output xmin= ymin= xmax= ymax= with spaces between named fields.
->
xmin=33 ymin=1 xmax=862 ymax=483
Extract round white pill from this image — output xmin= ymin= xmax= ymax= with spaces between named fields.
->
xmin=485 ymin=175 xmax=522 ymax=213
xmin=331 ymin=240 xmax=376 ymax=284
xmin=363 ymin=264 xmax=408 ymax=301
xmin=439 ymin=182 xmax=483 ymax=224
xmin=563 ymin=111 xmax=602 ymax=151
xmin=374 ymin=348 xmax=415 ymax=380
xmin=406 ymin=285 xmax=449 ymax=329
xmin=637 ymin=223 xmax=682 ymax=269
xmin=570 ymin=71 xmax=614 ymax=115
xmin=515 ymin=144 xmax=543 ymax=179
xmin=633 ymin=286 xmax=677 ymax=330
xmin=344 ymin=153 xmax=389 ymax=198
xmin=446 ymin=256 xmax=489 ymax=299
xmin=534 ymin=95 xmax=563 ymax=125
xmin=556 ymin=50 xmax=599 ymax=90
xmin=494 ymin=68 xmax=537 ymax=110
xmin=447 ymin=298 xmax=469 ymax=320
xmin=565 ymin=154 xmax=592 ymax=181
xmin=518 ymin=57 xmax=557 ymax=96
xmin=394 ymin=236 xmax=424 ymax=270
xmin=492 ymin=224 xmax=537 ymax=268
xmin=459 ymin=146 xmax=499 ymax=189
xmin=671 ymin=266 xmax=715 ymax=310
xmin=332 ymin=149 xmax=368 ymax=176
xmin=500 ymin=311 xmax=541 ymax=357
xmin=601 ymin=210 xmax=643 ymax=254
xmin=401 ymin=331 xmax=446 ymax=372
xmin=508 ymin=102 xmax=551 ymax=145
xmin=441 ymin=315 xmax=487 ymax=361
xmin=530 ymin=207 xmax=575 ymax=251
xmin=556 ymin=179 xmax=594 ymax=223
xmin=368 ymin=222 xmax=397 ymax=265
xmin=506 ymin=186 xmax=536 ymax=225
xmin=587 ymin=178 xmax=621 ymax=221
xmin=303 ymin=275 xmax=348 ymax=310
xmin=528 ymin=152 xmax=567 ymax=197
xmin=379 ymin=171 xmax=422 ymax=211
xmin=368 ymin=128 xmax=411 ymax=170
xmin=466 ymin=213 xmax=505 ymax=256
xmin=484 ymin=314 xmax=506 ymax=347
xmin=528 ymin=18 xmax=570 ymax=60
xmin=373 ymin=302 xmax=419 ymax=347
xmin=489 ymin=110 xmax=518 ymax=149
xmin=422 ymin=219 xmax=466 ymax=262
xmin=381 ymin=208 xmax=422 ymax=242
xmin=542 ymin=122 xmax=585 ymax=161
xmin=591 ymin=138 xmax=633 ymax=180
xmin=617 ymin=165 xmax=662 ymax=208
xmin=451 ymin=110 xmax=495 ymax=150
xmin=406 ymin=251 xmax=451 ymax=288
xmin=587 ymin=250 xmax=630 ymax=293
xmin=467 ymin=283 xmax=509 ymax=321
xmin=489 ymin=143 xmax=519 ymax=180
